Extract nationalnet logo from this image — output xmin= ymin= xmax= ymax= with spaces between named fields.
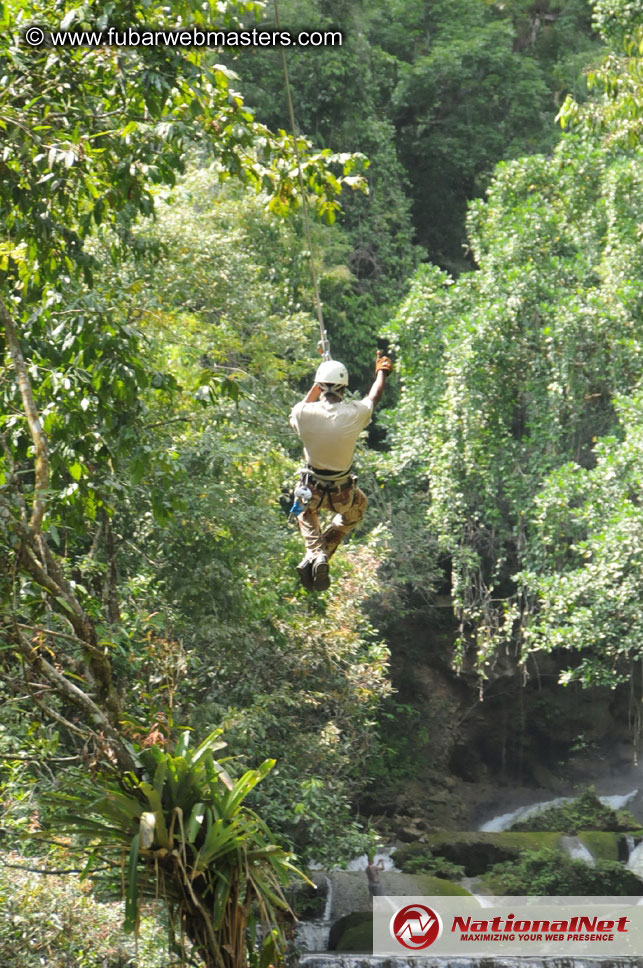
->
xmin=374 ymin=896 xmax=643 ymax=957
xmin=450 ymin=911 xmax=629 ymax=942
xmin=390 ymin=904 xmax=442 ymax=949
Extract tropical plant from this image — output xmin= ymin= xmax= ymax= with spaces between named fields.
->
xmin=55 ymin=730 xmax=306 ymax=968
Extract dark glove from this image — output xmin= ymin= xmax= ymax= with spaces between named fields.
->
xmin=375 ymin=352 xmax=393 ymax=375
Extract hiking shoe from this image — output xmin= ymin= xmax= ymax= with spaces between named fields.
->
xmin=312 ymin=554 xmax=330 ymax=591
xmin=296 ymin=556 xmax=314 ymax=591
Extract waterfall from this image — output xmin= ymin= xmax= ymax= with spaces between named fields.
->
xmin=322 ymin=874 xmax=333 ymax=921
xmin=346 ymin=847 xmax=399 ymax=872
xmin=559 ymin=835 xmax=594 ymax=865
xmin=295 ymin=921 xmax=332 ymax=954
xmin=295 ymin=875 xmax=334 ymax=953
xmin=479 ymin=789 xmax=639 ymax=832
xmin=627 ymin=840 xmax=643 ymax=878
xmin=479 ymin=796 xmax=567 ymax=832
xmin=601 ymin=791 xmax=640 ymax=810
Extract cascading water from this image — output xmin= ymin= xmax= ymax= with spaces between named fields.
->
xmin=293 ymin=800 xmax=643 ymax=965
xmin=345 ymin=848 xmax=399 ymax=873
xmin=627 ymin=840 xmax=643 ymax=878
xmin=323 ymin=874 xmax=333 ymax=921
xmin=295 ymin=875 xmax=334 ymax=953
xmin=479 ymin=790 xmax=639 ymax=832
xmin=559 ymin=835 xmax=595 ymax=865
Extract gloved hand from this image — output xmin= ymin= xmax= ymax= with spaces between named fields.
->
xmin=375 ymin=352 xmax=393 ymax=375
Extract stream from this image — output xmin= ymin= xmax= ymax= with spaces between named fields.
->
xmin=294 ymin=788 xmax=643 ymax=966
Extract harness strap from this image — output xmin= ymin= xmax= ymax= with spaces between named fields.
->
xmin=307 ymin=464 xmax=352 ymax=483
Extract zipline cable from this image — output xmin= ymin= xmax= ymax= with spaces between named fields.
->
xmin=273 ymin=0 xmax=331 ymax=361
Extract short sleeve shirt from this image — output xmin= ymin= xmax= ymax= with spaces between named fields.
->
xmin=290 ymin=397 xmax=373 ymax=472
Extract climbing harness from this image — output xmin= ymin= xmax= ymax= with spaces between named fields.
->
xmin=273 ymin=0 xmax=331 ymax=362
xmin=288 ymin=466 xmax=357 ymax=522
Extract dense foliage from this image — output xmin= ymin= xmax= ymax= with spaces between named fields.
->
xmin=0 ymin=857 xmax=170 ymax=968
xmin=485 ymin=847 xmax=643 ymax=895
xmin=237 ymin=0 xmax=602 ymax=272
xmin=0 ymin=0 xmax=376 ymax=962
xmin=384 ymin=0 xmax=643 ymax=689
xmin=4 ymin=0 xmax=643 ymax=960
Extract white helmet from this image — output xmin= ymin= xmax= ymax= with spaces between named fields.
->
xmin=315 ymin=359 xmax=348 ymax=392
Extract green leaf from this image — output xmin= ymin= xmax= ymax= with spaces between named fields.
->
xmin=186 ymin=801 xmax=206 ymax=842
xmin=123 ymin=833 xmax=140 ymax=933
xmin=138 ymin=781 xmax=170 ymax=847
xmin=175 ymin=730 xmax=192 ymax=758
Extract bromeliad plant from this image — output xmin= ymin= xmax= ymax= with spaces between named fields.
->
xmin=57 ymin=730 xmax=306 ymax=968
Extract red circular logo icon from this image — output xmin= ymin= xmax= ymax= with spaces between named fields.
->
xmin=390 ymin=903 xmax=443 ymax=949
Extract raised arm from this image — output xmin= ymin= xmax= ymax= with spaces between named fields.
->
xmin=368 ymin=353 xmax=393 ymax=407
xmin=303 ymin=383 xmax=322 ymax=403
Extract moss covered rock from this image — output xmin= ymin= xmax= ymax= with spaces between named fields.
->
xmin=577 ymin=830 xmax=622 ymax=861
xmin=329 ymin=913 xmax=372 ymax=953
xmin=394 ymin=832 xmax=561 ymax=876
xmin=410 ymin=873 xmax=471 ymax=895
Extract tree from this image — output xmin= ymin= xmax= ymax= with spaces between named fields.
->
xmin=0 ymin=0 xmax=362 ymax=762
xmin=558 ymin=6 xmax=643 ymax=148
xmin=0 ymin=0 xmax=367 ymax=959
xmin=518 ymin=393 xmax=643 ymax=688
xmin=384 ymin=76 xmax=643 ymax=686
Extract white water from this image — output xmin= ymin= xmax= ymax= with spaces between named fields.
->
xmin=458 ymin=877 xmax=495 ymax=907
xmin=627 ymin=840 xmax=643 ymax=878
xmin=345 ymin=847 xmax=399 ymax=872
xmin=322 ymin=875 xmax=333 ymax=921
xmin=559 ymin=834 xmax=595 ymax=865
xmin=296 ymin=875 xmax=334 ymax=953
xmin=309 ymin=846 xmax=399 ymax=873
xmin=479 ymin=789 xmax=639 ymax=832
xmin=295 ymin=921 xmax=332 ymax=953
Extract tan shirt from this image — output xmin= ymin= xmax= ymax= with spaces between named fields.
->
xmin=290 ymin=396 xmax=373 ymax=471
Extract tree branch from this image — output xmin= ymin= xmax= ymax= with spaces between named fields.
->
xmin=0 ymin=296 xmax=50 ymax=534
xmin=12 ymin=625 xmax=137 ymax=772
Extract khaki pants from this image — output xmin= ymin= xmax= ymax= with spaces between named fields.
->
xmin=297 ymin=481 xmax=368 ymax=560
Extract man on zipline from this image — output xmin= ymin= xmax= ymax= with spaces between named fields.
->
xmin=289 ymin=352 xmax=393 ymax=591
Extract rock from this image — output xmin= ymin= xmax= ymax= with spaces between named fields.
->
xmin=530 ymin=762 xmax=564 ymax=791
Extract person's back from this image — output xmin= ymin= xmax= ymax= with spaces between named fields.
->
xmin=290 ymin=394 xmax=373 ymax=473
xmin=289 ymin=353 xmax=392 ymax=591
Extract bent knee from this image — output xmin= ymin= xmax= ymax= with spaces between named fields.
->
xmin=355 ymin=487 xmax=368 ymax=513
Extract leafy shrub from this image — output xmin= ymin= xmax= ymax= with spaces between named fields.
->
xmin=485 ymin=848 xmax=643 ymax=896
xmin=0 ymin=853 xmax=170 ymax=968
xmin=392 ymin=847 xmax=465 ymax=880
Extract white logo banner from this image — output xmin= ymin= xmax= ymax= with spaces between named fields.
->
xmin=373 ymin=896 xmax=643 ymax=957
